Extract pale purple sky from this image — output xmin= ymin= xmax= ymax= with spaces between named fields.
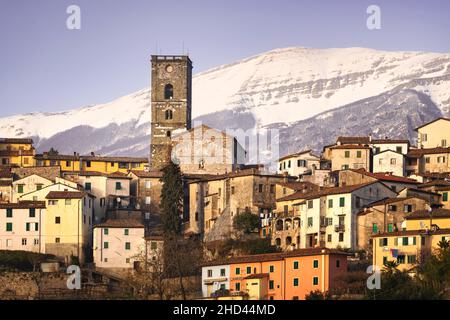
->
xmin=1 ymin=0 xmax=449 ymax=117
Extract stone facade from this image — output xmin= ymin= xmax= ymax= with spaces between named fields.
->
xmin=150 ymin=55 xmax=192 ymax=170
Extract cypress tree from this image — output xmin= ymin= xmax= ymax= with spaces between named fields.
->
xmin=159 ymin=161 xmax=183 ymax=236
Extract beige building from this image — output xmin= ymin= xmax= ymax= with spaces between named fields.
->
xmin=93 ymin=219 xmax=146 ymax=271
xmin=171 ymin=124 xmax=246 ymax=175
xmin=407 ymin=147 xmax=450 ymax=174
xmin=357 ymin=196 xmax=428 ymax=252
xmin=128 ymin=170 xmax=163 ymax=216
xmin=188 ymin=169 xmax=285 ymax=241
xmin=0 ymin=202 xmax=46 ymax=253
xmin=329 ymin=145 xmax=371 ymax=171
xmin=12 ymin=174 xmax=53 ymax=202
xmin=0 ymin=169 xmax=13 ymax=203
xmin=371 ymin=139 xmax=409 ymax=155
xmin=415 ymin=117 xmax=450 ymax=149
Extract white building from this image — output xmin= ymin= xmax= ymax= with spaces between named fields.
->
xmin=93 ymin=219 xmax=145 ymax=270
xmin=371 ymin=139 xmax=410 ymax=155
xmin=201 ymin=264 xmax=230 ymax=297
xmin=12 ymin=174 xmax=53 ymax=202
xmin=277 ymin=150 xmax=320 ymax=177
xmin=373 ymin=150 xmax=405 ymax=176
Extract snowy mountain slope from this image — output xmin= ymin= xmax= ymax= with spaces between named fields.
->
xmin=0 ymin=47 xmax=449 ymax=157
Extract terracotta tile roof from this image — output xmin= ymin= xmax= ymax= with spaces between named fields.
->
xmin=371 ymin=139 xmax=410 ymax=144
xmin=436 ymin=186 xmax=450 ymax=191
xmin=35 ymin=153 xmax=148 ymax=163
xmin=0 ymin=168 xmax=12 ymax=179
xmin=129 ymin=170 xmax=163 ymax=178
xmin=94 ymin=219 xmax=144 ymax=228
xmin=0 ymin=150 xmax=35 ymax=156
xmin=405 ymin=209 xmax=450 ymax=220
xmin=407 ymin=147 xmax=450 ymax=156
xmin=202 ymin=248 xmax=348 ymax=267
xmin=45 ymin=191 xmax=86 ymax=199
xmin=352 ymin=169 xmax=419 ymax=184
xmin=414 ymin=117 xmax=450 ymax=131
xmin=0 ymin=180 xmax=12 ymax=186
xmin=336 ymin=136 xmax=370 ymax=145
xmin=418 ymin=180 xmax=450 ymax=188
xmin=0 ymin=138 xmax=33 ymax=144
xmin=244 ymin=273 xmax=270 ymax=280
xmin=187 ymin=169 xmax=288 ymax=183
xmin=106 ymin=171 xmax=132 ymax=179
xmin=0 ymin=201 xmax=45 ymax=209
xmin=330 ymin=145 xmax=370 ymax=150
xmin=372 ymin=228 xmax=450 ymax=238
xmin=278 ymin=150 xmax=318 ymax=161
xmin=416 ymin=172 xmax=450 ymax=179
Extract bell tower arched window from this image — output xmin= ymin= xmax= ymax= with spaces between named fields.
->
xmin=165 ymin=109 xmax=173 ymax=120
xmin=164 ymin=84 xmax=173 ymax=100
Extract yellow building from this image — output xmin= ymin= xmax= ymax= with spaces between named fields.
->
xmin=34 ymin=153 xmax=148 ymax=174
xmin=372 ymin=208 xmax=450 ymax=272
xmin=44 ymin=191 xmax=94 ymax=264
xmin=415 ymin=117 xmax=450 ymax=149
xmin=243 ymin=273 xmax=269 ymax=300
xmin=436 ymin=186 xmax=450 ymax=209
xmin=0 ymin=138 xmax=35 ymax=167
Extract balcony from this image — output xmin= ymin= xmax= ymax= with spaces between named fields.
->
xmin=334 ymin=224 xmax=345 ymax=232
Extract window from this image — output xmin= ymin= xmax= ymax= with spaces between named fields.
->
xmin=235 ymin=267 xmax=240 ymax=275
xmin=29 ymin=208 xmax=36 ymax=217
xmin=388 ymin=224 xmax=394 ymax=232
xmin=307 ymin=217 xmax=313 ymax=228
xmin=34 ymin=238 xmax=39 ymax=245
xmin=145 ymin=196 xmax=151 ymax=205
xmin=207 ymin=269 xmax=213 ymax=277
xmin=313 ymin=260 xmax=319 ymax=268
xmin=372 ymin=223 xmax=378 ymax=234
xmin=86 ymin=161 xmax=91 ymax=168
xmin=402 ymin=237 xmax=408 ymax=246
xmin=66 ymin=160 xmax=71 ymax=167
xmin=17 ymin=184 xmax=24 ymax=193
xmin=6 ymin=208 xmax=13 ymax=218
xmin=36 ymin=184 xmax=43 ymax=190
xmin=407 ymin=255 xmax=416 ymax=264
xmin=26 ymin=223 xmax=30 ymax=231
xmin=327 ymin=234 xmax=332 ymax=242
xmin=379 ymin=238 xmax=388 ymax=246
xmin=145 ymin=180 xmax=151 ymax=189
xmin=328 ymin=199 xmax=333 ymax=208
xmin=442 ymin=139 xmax=447 ymax=147
xmin=220 ymin=269 xmax=226 ymax=277
xmin=422 ymin=133 xmax=427 ymax=142
xmin=65 ymin=199 xmax=71 ymax=205
xmin=22 ymin=238 xmax=27 ymax=246
xmin=270 ymin=184 xmax=275 ymax=194
xmin=104 ymin=242 xmax=109 ymax=249
xmin=125 ymin=242 xmax=131 ymax=250
xmin=307 ymin=200 xmax=313 ymax=209
xmin=396 ymin=146 xmax=402 ymax=153
xmin=443 ymin=192 xmax=448 ymax=202
xmin=339 ymin=233 xmax=344 ymax=242
xmin=164 ymin=84 xmax=173 ymax=100
xmin=293 ymin=278 xmax=299 ymax=286
xmin=356 ymin=150 xmax=362 ymax=158
xmin=345 ymin=151 xmax=350 ymax=158
xmin=165 ymin=109 xmax=173 ymax=120
xmin=336 ymin=259 xmax=340 ymax=268
xmin=383 ymin=257 xmax=388 ymax=265
xmin=269 ymin=280 xmax=274 ymax=290
xmin=55 ymin=217 xmax=61 ymax=224
xmin=293 ymin=261 xmax=299 ymax=269
xmin=339 ymin=197 xmax=345 ymax=207
xmin=246 ymin=266 xmax=251 ymax=274
xmin=342 ymin=164 xmax=349 ymax=170
xmin=258 ymin=184 xmax=263 ymax=192
xmin=104 ymin=228 xmax=109 ymax=235
xmin=390 ymin=158 xmax=396 ymax=165
xmin=425 ymin=157 xmax=430 ymax=164
xmin=397 ymin=255 xmax=405 ymax=264
xmin=235 ymin=283 xmax=241 ymax=291
xmin=49 ymin=200 xmax=58 ymax=206
xmin=115 ymin=182 xmax=122 ymax=190
xmin=55 ymin=238 xmax=60 ymax=243
xmin=388 ymin=205 xmax=397 ymax=211
xmin=269 ymin=265 xmax=274 ymax=273
xmin=35 ymin=223 xmax=39 ymax=231
xmin=298 ymin=159 xmax=307 ymax=167
xmin=6 ymin=223 xmax=13 ymax=232
xmin=150 ymin=241 xmax=157 ymax=250
xmin=287 ymin=160 xmax=291 ymax=168
xmin=124 ymin=229 xmax=129 ymax=236
xmin=126 ymin=258 xmax=130 ymax=264
xmin=231 ymin=186 xmax=235 ymax=194
xmin=85 ymin=182 xmax=91 ymax=191
xmin=313 ymin=277 xmax=319 ymax=286
xmin=104 ymin=258 xmax=108 ymax=263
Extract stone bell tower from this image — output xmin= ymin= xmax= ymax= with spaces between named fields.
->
xmin=150 ymin=55 xmax=192 ymax=170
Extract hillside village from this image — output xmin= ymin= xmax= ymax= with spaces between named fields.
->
xmin=1 ymin=55 xmax=450 ymax=300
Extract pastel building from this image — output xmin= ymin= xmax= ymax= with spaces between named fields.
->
xmin=202 ymin=248 xmax=348 ymax=300
xmin=0 ymin=138 xmax=35 ymax=167
xmin=0 ymin=202 xmax=46 ymax=252
xmin=415 ymin=117 xmax=450 ymax=149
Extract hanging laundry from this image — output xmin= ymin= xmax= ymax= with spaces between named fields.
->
xmin=390 ymin=248 xmax=398 ymax=258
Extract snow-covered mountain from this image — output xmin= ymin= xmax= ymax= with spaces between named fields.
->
xmin=1 ymin=47 xmax=450 ymax=157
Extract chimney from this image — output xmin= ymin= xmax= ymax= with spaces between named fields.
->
xmin=368 ymin=134 xmax=372 ymax=142
xmin=91 ymin=152 xmax=95 ymax=156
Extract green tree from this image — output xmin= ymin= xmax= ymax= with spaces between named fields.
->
xmin=160 ymin=161 xmax=183 ymax=236
xmin=47 ymin=148 xmax=59 ymax=156
xmin=305 ymin=290 xmax=332 ymax=300
xmin=233 ymin=211 xmax=260 ymax=235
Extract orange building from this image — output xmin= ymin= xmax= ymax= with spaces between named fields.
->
xmin=202 ymin=248 xmax=347 ymax=300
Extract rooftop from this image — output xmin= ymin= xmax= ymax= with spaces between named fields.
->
xmin=0 ymin=201 xmax=46 ymax=209
xmin=45 ymin=191 xmax=87 ymax=199
xmin=405 ymin=209 xmax=450 ymax=220
xmin=94 ymin=219 xmax=145 ymax=229
xmin=0 ymin=138 xmax=34 ymax=144
xmin=414 ymin=117 xmax=450 ymax=131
